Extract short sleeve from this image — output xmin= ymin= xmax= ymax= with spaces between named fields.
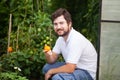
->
xmin=52 ymin=38 xmax=61 ymax=54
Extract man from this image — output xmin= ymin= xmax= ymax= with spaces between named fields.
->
xmin=42 ymin=8 xmax=97 ymax=80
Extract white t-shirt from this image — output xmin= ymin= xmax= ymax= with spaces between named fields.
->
xmin=53 ymin=28 xmax=97 ymax=79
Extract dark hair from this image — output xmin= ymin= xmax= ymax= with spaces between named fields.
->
xmin=51 ymin=8 xmax=72 ymax=24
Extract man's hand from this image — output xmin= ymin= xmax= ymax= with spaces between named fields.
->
xmin=44 ymin=44 xmax=51 ymax=52
xmin=45 ymin=70 xmax=53 ymax=80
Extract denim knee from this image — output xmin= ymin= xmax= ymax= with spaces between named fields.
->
xmin=52 ymin=73 xmax=75 ymax=80
xmin=73 ymin=69 xmax=93 ymax=80
xmin=42 ymin=62 xmax=66 ymax=74
xmin=52 ymin=74 xmax=63 ymax=80
xmin=42 ymin=64 xmax=49 ymax=74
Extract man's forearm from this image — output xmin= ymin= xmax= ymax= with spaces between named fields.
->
xmin=45 ymin=52 xmax=58 ymax=64
xmin=47 ymin=63 xmax=76 ymax=75
xmin=45 ymin=55 xmax=55 ymax=63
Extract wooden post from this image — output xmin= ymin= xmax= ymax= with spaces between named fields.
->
xmin=16 ymin=25 xmax=19 ymax=52
xmin=7 ymin=14 xmax=12 ymax=54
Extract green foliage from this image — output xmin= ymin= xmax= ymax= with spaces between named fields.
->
xmin=0 ymin=39 xmax=7 ymax=56
xmin=0 ymin=0 xmax=56 ymax=79
xmin=0 ymin=51 xmax=45 ymax=79
xmin=0 ymin=72 xmax=28 ymax=80
xmin=0 ymin=0 xmax=34 ymax=55
xmin=1 ymin=9 xmax=55 ymax=80
xmin=10 ymin=10 xmax=55 ymax=52
xmin=0 ymin=0 xmax=10 ymax=55
xmin=0 ymin=0 xmax=9 ymax=38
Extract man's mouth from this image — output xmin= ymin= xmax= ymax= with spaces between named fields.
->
xmin=57 ymin=29 xmax=63 ymax=32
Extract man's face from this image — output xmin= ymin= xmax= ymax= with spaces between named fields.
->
xmin=53 ymin=15 xmax=71 ymax=37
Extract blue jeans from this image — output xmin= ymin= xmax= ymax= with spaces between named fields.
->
xmin=42 ymin=62 xmax=93 ymax=80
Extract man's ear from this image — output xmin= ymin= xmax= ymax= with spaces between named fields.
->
xmin=69 ymin=22 xmax=72 ymax=28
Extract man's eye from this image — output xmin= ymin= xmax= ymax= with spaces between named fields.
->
xmin=54 ymin=23 xmax=57 ymax=26
xmin=60 ymin=22 xmax=64 ymax=25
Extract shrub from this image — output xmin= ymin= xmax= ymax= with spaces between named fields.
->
xmin=0 ymin=51 xmax=45 ymax=79
xmin=0 ymin=11 xmax=56 ymax=80
xmin=0 ymin=72 xmax=28 ymax=80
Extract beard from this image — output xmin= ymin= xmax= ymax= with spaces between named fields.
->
xmin=56 ymin=29 xmax=70 ymax=37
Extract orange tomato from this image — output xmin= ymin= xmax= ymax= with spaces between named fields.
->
xmin=8 ymin=47 xmax=13 ymax=52
xmin=44 ymin=44 xmax=51 ymax=52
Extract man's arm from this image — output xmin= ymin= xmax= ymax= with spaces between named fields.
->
xmin=46 ymin=63 xmax=76 ymax=75
xmin=45 ymin=63 xmax=76 ymax=80
xmin=44 ymin=51 xmax=59 ymax=64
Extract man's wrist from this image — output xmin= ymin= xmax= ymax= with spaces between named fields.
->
xmin=48 ymin=50 xmax=52 ymax=55
xmin=48 ymin=69 xmax=54 ymax=75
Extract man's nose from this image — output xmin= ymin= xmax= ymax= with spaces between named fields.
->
xmin=57 ymin=24 xmax=61 ymax=29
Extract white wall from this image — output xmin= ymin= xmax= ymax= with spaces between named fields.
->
xmin=99 ymin=0 xmax=120 ymax=80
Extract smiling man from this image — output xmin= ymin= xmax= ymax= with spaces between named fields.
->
xmin=42 ymin=8 xmax=97 ymax=80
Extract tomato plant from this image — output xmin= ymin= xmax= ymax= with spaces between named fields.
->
xmin=0 ymin=9 xmax=56 ymax=80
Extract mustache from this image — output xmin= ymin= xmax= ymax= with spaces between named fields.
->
xmin=57 ymin=29 xmax=63 ymax=31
